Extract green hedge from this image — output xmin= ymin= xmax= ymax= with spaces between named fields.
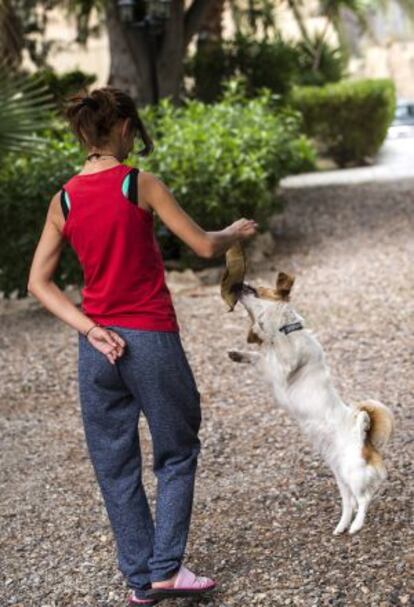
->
xmin=0 ymin=86 xmax=315 ymax=297
xmin=290 ymin=78 xmax=396 ymax=167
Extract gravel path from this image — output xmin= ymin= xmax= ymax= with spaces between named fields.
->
xmin=1 ymin=179 xmax=413 ymax=607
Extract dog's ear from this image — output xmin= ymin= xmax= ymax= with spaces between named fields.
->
xmin=247 ymin=326 xmax=263 ymax=345
xmin=276 ymin=272 xmax=295 ymax=301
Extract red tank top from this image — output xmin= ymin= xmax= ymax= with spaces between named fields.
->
xmin=61 ymin=163 xmax=179 ymax=332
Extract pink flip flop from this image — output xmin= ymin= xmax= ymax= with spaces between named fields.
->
xmin=146 ymin=565 xmax=216 ymax=600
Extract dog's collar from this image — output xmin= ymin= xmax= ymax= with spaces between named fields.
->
xmin=279 ymin=321 xmax=303 ymax=335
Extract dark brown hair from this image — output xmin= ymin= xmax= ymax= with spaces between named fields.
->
xmin=64 ymin=86 xmax=153 ymax=156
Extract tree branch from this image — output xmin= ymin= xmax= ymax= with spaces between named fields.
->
xmin=184 ymin=0 xmax=210 ymax=48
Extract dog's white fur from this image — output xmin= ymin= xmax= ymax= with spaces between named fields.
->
xmin=228 ymin=275 xmax=395 ymax=535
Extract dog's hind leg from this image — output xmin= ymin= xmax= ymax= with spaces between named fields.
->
xmin=333 ymin=472 xmax=356 ymax=535
xmin=348 ymin=493 xmax=372 ymax=534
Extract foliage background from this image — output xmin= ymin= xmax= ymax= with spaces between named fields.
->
xmin=0 ymin=85 xmax=315 ymax=296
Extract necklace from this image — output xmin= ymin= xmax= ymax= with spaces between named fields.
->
xmin=86 ymin=152 xmax=119 ymax=162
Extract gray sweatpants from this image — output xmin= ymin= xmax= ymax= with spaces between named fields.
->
xmin=77 ymin=326 xmax=202 ymax=599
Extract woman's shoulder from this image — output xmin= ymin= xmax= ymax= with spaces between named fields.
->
xmin=138 ymin=170 xmax=168 ymax=194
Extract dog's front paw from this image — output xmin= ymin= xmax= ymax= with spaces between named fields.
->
xmin=228 ymin=350 xmax=245 ymax=363
xmin=333 ymin=524 xmax=347 ymax=536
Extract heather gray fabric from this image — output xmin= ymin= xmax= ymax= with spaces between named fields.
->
xmin=77 ymin=327 xmax=201 ymax=598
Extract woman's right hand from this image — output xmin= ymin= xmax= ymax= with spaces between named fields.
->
xmin=86 ymin=326 xmax=127 ymax=364
xmin=227 ymin=218 xmax=258 ymax=241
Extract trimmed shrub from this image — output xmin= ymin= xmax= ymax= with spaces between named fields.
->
xmin=290 ymin=79 xmax=396 ymax=167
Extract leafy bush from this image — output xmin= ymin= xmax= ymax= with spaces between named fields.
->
xmin=232 ymin=34 xmax=299 ymax=99
xmin=28 ymin=68 xmax=97 ymax=108
xmin=0 ymin=124 xmax=85 ymax=297
xmin=290 ymin=79 xmax=396 ymax=167
xmin=0 ymin=85 xmax=315 ymax=297
xmin=141 ymin=83 xmax=315 ymax=258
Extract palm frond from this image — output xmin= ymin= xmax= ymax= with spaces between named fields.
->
xmin=0 ymin=64 xmax=56 ymax=154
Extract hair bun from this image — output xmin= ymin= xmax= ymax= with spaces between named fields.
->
xmin=80 ymin=96 xmax=99 ymax=110
xmin=64 ymin=85 xmax=153 ymax=154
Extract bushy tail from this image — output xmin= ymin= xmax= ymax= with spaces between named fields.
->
xmin=355 ymin=399 xmax=395 ymax=452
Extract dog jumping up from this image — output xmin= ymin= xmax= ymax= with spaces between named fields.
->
xmin=228 ymin=273 xmax=394 ymax=535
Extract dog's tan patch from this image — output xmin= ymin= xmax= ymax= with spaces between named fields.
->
xmin=276 ymin=272 xmax=295 ymax=301
xmin=256 ymin=286 xmax=280 ymax=301
xmin=356 ymin=399 xmax=395 ymax=451
xmin=362 ymin=439 xmax=383 ymax=467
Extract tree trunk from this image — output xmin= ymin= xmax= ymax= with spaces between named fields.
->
xmin=0 ymin=0 xmax=23 ymax=67
xmin=199 ymin=0 xmax=226 ymax=42
xmin=106 ymin=1 xmax=153 ymax=105
xmin=106 ymin=0 xmax=210 ymax=106
xmin=157 ymin=0 xmax=186 ymax=100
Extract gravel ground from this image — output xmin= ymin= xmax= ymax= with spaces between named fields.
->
xmin=1 ymin=179 xmax=413 ymax=607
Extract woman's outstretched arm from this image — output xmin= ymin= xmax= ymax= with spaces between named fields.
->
xmin=139 ymin=171 xmax=258 ymax=257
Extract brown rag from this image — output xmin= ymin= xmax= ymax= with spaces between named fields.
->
xmin=220 ymin=242 xmax=247 ymax=311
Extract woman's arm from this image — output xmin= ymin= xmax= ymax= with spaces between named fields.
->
xmin=139 ymin=172 xmax=258 ymax=257
xmin=27 ymin=193 xmax=125 ymax=363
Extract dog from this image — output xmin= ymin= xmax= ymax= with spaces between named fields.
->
xmin=228 ymin=272 xmax=395 ymax=535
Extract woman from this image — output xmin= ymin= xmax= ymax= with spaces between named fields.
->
xmin=27 ymin=86 xmax=258 ymax=606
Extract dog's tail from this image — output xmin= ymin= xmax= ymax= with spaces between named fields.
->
xmin=354 ymin=399 xmax=395 ymax=453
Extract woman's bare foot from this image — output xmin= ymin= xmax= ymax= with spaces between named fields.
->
xmin=151 ymin=572 xmax=179 ymax=589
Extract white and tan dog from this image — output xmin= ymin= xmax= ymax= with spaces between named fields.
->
xmin=228 ymin=273 xmax=394 ymax=535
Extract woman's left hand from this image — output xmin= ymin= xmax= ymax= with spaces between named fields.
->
xmin=86 ymin=326 xmax=127 ymax=364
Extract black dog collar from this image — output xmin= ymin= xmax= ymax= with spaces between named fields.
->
xmin=279 ymin=321 xmax=303 ymax=335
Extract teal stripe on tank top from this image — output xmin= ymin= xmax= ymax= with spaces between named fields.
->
xmin=64 ymin=190 xmax=71 ymax=210
xmin=121 ymin=173 xmax=131 ymax=197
